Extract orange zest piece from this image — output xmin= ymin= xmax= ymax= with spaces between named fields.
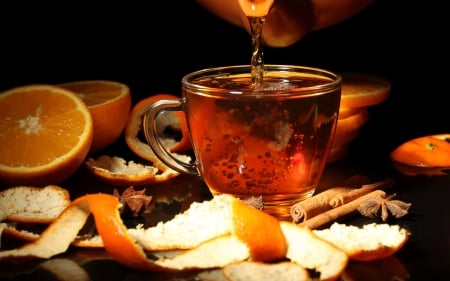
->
xmin=230 ymin=197 xmax=286 ymax=261
xmin=72 ymin=194 xmax=165 ymax=271
xmin=0 ymin=192 xmax=162 ymax=271
xmin=85 ymin=93 xmax=192 ymax=187
xmin=390 ymin=134 xmax=450 ymax=167
xmin=0 ymin=198 xmax=91 ymax=260
xmin=125 ymin=94 xmax=191 ymax=170
xmin=0 ymin=84 xmax=93 ymax=187
xmin=84 ymin=155 xmax=180 ymax=187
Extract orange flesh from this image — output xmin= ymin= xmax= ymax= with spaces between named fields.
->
xmin=59 ymin=81 xmax=128 ymax=107
xmin=0 ymin=87 xmax=90 ymax=167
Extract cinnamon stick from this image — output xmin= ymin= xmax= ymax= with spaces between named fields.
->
xmin=328 ymin=178 xmax=394 ymax=208
xmin=298 ymin=190 xmax=387 ymax=230
xmin=290 ymin=175 xmax=371 ymax=224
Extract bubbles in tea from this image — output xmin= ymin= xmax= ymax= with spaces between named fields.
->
xmin=185 ymin=73 xmax=340 ymax=218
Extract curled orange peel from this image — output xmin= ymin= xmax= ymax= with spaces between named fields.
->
xmin=71 ymin=194 xmax=166 ymax=271
xmin=391 ymin=134 xmax=450 ymax=168
xmin=0 ymin=193 xmax=165 ymax=271
xmin=0 ymin=192 xmax=285 ymax=271
xmin=0 ymin=199 xmax=90 ymax=260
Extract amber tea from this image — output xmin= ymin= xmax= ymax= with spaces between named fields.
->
xmin=143 ymin=65 xmax=341 ymax=220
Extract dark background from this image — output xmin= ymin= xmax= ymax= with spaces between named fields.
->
xmin=0 ymin=1 xmax=449 ymax=279
xmin=1 ymin=0 xmax=446 ymax=160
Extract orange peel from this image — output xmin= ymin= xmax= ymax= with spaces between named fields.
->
xmin=390 ymin=134 xmax=450 ymax=168
xmin=0 ymin=191 xmax=407 ymax=277
xmin=84 ymin=155 xmax=181 ymax=187
xmin=314 ymin=223 xmax=409 ymax=262
xmin=0 ymin=198 xmax=90 ymax=260
xmin=0 ymin=193 xmax=166 ymax=270
xmin=125 ymin=94 xmax=191 ymax=172
xmin=72 ymin=194 xmax=166 ymax=271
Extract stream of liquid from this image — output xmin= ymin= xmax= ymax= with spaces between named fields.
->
xmin=186 ymin=11 xmax=341 ymax=219
xmin=248 ymin=16 xmax=265 ymax=88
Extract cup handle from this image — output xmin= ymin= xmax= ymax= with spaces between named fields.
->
xmin=142 ymin=99 xmax=199 ymax=177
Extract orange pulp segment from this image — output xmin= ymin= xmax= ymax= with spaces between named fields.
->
xmin=0 ymin=84 xmax=93 ymax=187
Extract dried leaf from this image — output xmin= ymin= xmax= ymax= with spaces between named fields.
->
xmin=114 ymin=186 xmax=153 ymax=217
xmin=242 ymin=196 xmax=264 ymax=210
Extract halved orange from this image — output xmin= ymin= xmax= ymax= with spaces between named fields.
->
xmin=0 ymin=84 xmax=93 ymax=187
xmin=327 ymin=109 xmax=369 ymax=164
xmin=325 ymin=72 xmax=390 ymax=164
xmin=59 ymin=80 xmax=132 ymax=154
xmin=331 ymin=128 xmax=360 ymax=147
xmin=326 ymin=144 xmax=349 ymax=164
xmin=338 ymin=107 xmax=361 ymax=120
xmin=125 ymin=94 xmax=191 ymax=170
xmin=340 ymin=72 xmax=391 ymax=108
xmin=334 ymin=108 xmax=369 ymax=140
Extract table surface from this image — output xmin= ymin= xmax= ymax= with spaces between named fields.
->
xmin=1 ymin=136 xmax=449 ymax=281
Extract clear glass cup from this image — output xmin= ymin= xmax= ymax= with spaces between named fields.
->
xmin=143 ymin=65 xmax=341 ymax=220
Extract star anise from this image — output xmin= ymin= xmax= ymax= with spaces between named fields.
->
xmin=113 ymin=186 xmax=153 ymax=217
xmin=357 ymin=193 xmax=412 ymax=222
xmin=241 ymin=195 xmax=264 ymax=210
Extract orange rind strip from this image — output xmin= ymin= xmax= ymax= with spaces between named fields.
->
xmin=0 ymin=193 xmax=291 ymax=272
xmin=391 ymin=134 xmax=450 ymax=167
xmin=0 ymin=192 xmax=406 ymax=280
xmin=72 ymin=194 xmax=166 ymax=271
xmin=0 ymin=199 xmax=90 ymax=260
xmin=0 ymin=185 xmax=71 ymax=223
xmin=124 ymin=94 xmax=191 ymax=171
xmin=0 ymin=193 xmax=164 ymax=270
